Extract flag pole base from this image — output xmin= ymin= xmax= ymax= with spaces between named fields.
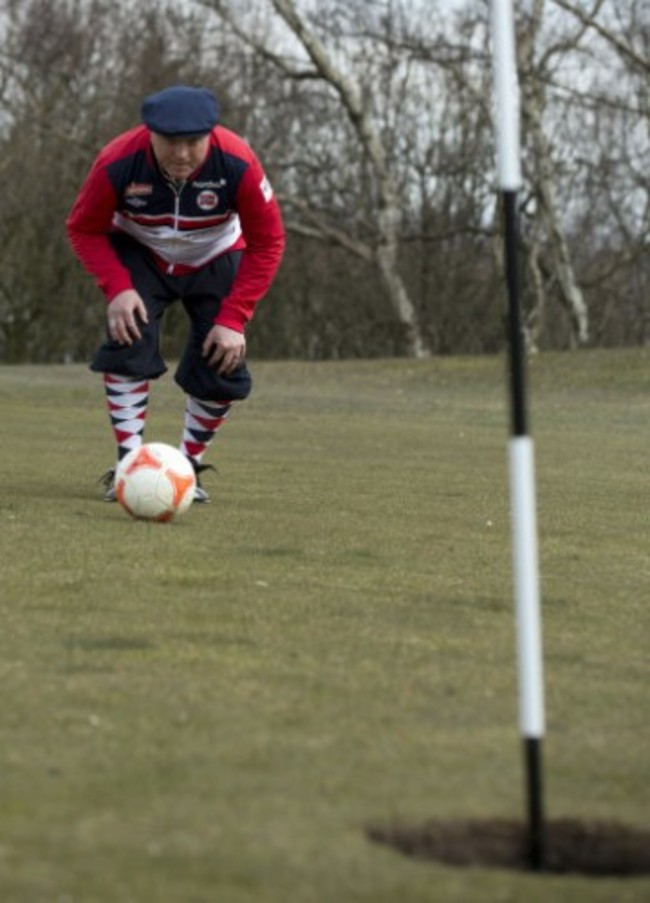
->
xmin=524 ymin=736 xmax=546 ymax=870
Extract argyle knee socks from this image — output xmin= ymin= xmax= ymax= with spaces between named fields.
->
xmin=103 ymin=374 xmax=149 ymax=462
xmin=180 ymin=397 xmax=233 ymax=464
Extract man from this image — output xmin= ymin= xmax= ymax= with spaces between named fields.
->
xmin=67 ymin=85 xmax=285 ymax=502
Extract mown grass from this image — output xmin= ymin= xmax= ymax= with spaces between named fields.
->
xmin=0 ymin=350 xmax=648 ymax=902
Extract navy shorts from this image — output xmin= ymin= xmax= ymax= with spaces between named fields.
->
xmin=90 ymin=234 xmax=252 ymax=401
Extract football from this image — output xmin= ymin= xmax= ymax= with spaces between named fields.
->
xmin=115 ymin=443 xmax=196 ymax=522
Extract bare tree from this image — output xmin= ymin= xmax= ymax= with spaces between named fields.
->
xmin=517 ymin=0 xmax=591 ymax=348
xmin=0 ymin=0 xmax=646 ymax=362
xmin=540 ymin=0 xmax=649 ymax=347
xmin=197 ymin=0 xmax=431 ymax=357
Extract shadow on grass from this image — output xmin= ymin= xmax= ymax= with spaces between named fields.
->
xmin=367 ymin=818 xmax=650 ymax=876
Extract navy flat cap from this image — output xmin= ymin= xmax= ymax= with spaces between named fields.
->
xmin=141 ymin=86 xmax=220 ymax=136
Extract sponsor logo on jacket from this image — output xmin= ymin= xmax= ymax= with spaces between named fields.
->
xmin=192 ymin=179 xmax=227 ymax=189
xmin=260 ymin=175 xmax=274 ymax=202
xmin=125 ymin=182 xmax=154 ymax=197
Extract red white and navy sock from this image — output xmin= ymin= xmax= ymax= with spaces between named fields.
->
xmin=180 ymin=397 xmax=233 ymax=464
xmin=103 ymin=374 xmax=149 ymax=462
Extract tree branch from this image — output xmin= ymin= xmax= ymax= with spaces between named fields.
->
xmin=195 ymin=0 xmax=319 ymax=78
xmin=551 ymin=0 xmax=650 ymax=73
xmin=279 ymin=193 xmax=373 ymax=262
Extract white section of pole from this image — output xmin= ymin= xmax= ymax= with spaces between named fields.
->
xmin=508 ymin=436 xmax=545 ymax=738
xmin=491 ymin=0 xmax=522 ymax=190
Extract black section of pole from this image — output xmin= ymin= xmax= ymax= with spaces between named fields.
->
xmin=502 ymin=190 xmax=528 ymax=438
xmin=524 ymin=737 xmax=546 ymax=870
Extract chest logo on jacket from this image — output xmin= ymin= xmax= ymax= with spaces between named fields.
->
xmin=197 ymin=190 xmax=219 ymax=211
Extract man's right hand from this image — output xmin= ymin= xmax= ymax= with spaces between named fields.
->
xmin=107 ymin=290 xmax=149 ymax=345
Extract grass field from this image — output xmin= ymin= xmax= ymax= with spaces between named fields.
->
xmin=0 ymin=350 xmax=648 ymax=902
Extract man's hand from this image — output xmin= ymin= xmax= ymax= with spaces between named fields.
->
xmin=202 ymin=324 xmax=246 ymax=375
xmin=107 ymin=290 xmax=149 ymax=345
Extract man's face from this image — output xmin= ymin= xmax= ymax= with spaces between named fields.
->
xmin=150 ymin=132 xmax=210 ymax=181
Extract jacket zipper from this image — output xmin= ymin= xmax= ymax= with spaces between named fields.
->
xmin=167 ymin=181 xmax=185 ymax=275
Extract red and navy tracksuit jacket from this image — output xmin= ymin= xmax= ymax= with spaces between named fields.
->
xmin=67 ymin=125 xmax=285 ymax=332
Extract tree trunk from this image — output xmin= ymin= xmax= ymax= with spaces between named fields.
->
xmin=529 ymin=112 xmax=590 ymax=345
xmin=270 ymin=0 xmax=430 ymax=357
xmin=518 ymin=0 xmax=590 ymax=346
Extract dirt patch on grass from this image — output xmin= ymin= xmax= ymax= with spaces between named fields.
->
xmin=367 ymin=818 xmax=650 ymax=876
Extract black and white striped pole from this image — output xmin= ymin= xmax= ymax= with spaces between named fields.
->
xmin=490 ymin=0 xmax=546 ymax=870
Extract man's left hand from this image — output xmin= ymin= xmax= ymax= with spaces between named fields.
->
xmin=202 ymin=324 xmax=246 ymax=375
